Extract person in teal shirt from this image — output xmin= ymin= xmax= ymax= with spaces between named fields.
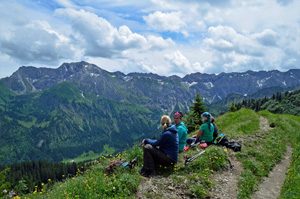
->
xmin=196 ymin=112 xmax=214 ymax=144
xmin=174 ymin=112 xmax=188 ymax=152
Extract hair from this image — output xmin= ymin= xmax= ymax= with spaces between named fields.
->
xmin=161 ymin=115 xmax=172 ymax=129
xmin=201 ymin=112 xmax=211 ymax=131
xmin=174 ymin=111 xmax=183 ymax=119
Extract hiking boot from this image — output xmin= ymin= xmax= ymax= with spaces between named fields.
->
xmin=139 ymin=168 xmax=155 ymax=177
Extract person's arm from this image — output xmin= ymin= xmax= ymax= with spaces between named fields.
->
xmin=196 ymin=124 xmax=205 ymax=141
xmin=214 ymin=123 xmax=218 ymax=132
xmin=144 ymin=133 xmax=167 ymax=147
xmin=144 ymin=139 xmax=157 ymax=145
xmin=196 ymin=130 xmax=203 ymax=140
xmin=177 ymin=127 xmax=184 ymax=141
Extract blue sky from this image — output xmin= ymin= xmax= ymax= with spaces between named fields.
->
xmin=0 ymin=0 xmax=299 ymax=78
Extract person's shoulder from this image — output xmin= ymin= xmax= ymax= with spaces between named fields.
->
xmin=200 ymin=122 xmax=208 ymax=127
xmin=164 ymin=125 xmax=177 ymax=134
xmin=180 ymin=122 xmax=187 ymax=128
xmin=178 ymin=123 xmax=187 ymax=132
xmin=177 ymin=124 xmax=185 ymax=130
xmin=200 ymin=122 xmax=208 ymax=129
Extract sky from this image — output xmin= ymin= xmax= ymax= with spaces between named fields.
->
xmin=0 ymin=0 xmax=300 ymax=78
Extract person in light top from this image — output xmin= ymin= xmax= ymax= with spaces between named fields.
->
xmin=173 ymin=111 xmax=188 ymax=152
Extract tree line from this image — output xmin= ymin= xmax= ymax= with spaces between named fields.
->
xmin=0 ymin=160 xmax=85 ymax=196
xmin=229 ymin=89 xmax=300 ymax=115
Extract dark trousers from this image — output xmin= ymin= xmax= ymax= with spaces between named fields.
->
xmin=142 ymin=144 xmax=174 ymax=174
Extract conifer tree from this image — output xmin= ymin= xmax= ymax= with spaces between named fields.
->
xmin=191 ymin=93 xmax=206 ymax=125
xmin=184 ymin=93 xmax=206 ymax=132
xmin=229 ymin=103 xmax=237 ymax=112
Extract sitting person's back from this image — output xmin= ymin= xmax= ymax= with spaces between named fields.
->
xmin=140 ymin=115 xmax=179 ymax=177
xmin=145 ymin=124 xmax=178 ymax=162
xmin=196 ymin=112 xmax=214 ymax=144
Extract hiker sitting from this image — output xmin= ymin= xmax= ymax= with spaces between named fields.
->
xmin=173 ymin=111 xmax=188 ymax=152
xmin=185 ymin=112 xmax=214 ymax=147
xmin=195 ymin=112 xmax=214 ymax=145
xmin=140 ymin=115 xmax=179 ymax=177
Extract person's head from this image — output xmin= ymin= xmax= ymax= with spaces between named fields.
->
xmin=201 ymin=112 xmax=211 ymax=123
xmin=211 ymin=116 xmax=215 ymax=123
xmin=173 ymin=111 xmax=183 ymax=125
xmin=161 ymin=115 xmax=172 ymax=130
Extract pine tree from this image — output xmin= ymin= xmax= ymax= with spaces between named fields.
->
xmin=276 ymin=92 xmax=282 ymax=101
xmin=229 ymin=103 xmax=237 ymax=112
xmin=183 ymin=93 xmax=206 ymax=133
xmin=191 ymin=93 xmax=206 ymax=125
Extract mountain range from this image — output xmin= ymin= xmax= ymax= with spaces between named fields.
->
xmin=1 ymin=61 xmax=300 ymax=164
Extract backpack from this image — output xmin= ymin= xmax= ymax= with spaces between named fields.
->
xmin=214 ymin=133 xmax=242 ymax=152
xmin=227 ymin=142 xmax=242 ymax=152
xmin=214 ymin=133 xmax=229 ymax=146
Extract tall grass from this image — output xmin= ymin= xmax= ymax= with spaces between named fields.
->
xmin=25 ymin=145 xmax=143 ymax=199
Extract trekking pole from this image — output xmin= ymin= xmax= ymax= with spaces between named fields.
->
xmin=184 ymin=150 xmax=205 ymax=165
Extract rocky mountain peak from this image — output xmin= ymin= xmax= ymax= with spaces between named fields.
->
xmin=1 ymin=61 xmax=300 ymax=105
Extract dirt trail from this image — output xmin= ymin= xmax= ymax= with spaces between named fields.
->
xmin=136 ymin=117 xmax=286 ymax=199
xmin=252 ymin=146 xmax=292 ymax=199
xmin=136 ymin=175 xmax=190 ymax=199
xmin=210 ymin=116 xmax=271 ymax=199
xmin=210 ymin=151 xmax=243 ymax=199
xmin=235 ymin=116 xmax=272 ymax=145
xmin=259 ymin=116 xmax=272 ymax=132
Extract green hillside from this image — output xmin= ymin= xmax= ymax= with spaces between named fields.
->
xmin=14 ymin=109 xmax=299 ymax=199
xmin=233 ymin=89 xmax=300 ymax=115
xmin=0 ymin=82 xmax=15 ymax=111
xmin=0 ymin=82 xmax=160 ymax=165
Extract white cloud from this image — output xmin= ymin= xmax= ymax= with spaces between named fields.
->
xmin=204 ymin=38 xmax=234 ymax=51
xmin=56 ymin=8 xmax=173 ymax=58
xmin=253 ymin=29 xmax=278 ymax=46
xmin=143 ymin=11 xmax=185 ymax=33
xmin=165 ymin=50 xmax=191 ymax=70
xmin=1 ymin=0 xmax=300 ymax=78
xmin=0 ymin=20 xmax=76 ymax=64
xmin=146 ymin=35 xmax=175 ymax=50
xmin=164 ymin=50 xmax=207 ymax=75
xmin=205 ymin=25 xmax=264 ymax=57
xmin=0 ymin=53 xmax=19 ymax=78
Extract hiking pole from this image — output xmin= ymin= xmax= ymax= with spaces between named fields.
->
xmin=184 ymin=150 xmax=205 ymax=165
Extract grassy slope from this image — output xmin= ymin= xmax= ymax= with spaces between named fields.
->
xmin=216 ymin=108 xmax=260 ymax=138
xmin=23 ymin=109 xmax=300 ymax=199
xmin=217 ymin=109 xmax=300 ymax=199
xmin=279 ymin=114 xmax=300 ymax=199
xmin=0 ymin=82 xmax=159 ymax=164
